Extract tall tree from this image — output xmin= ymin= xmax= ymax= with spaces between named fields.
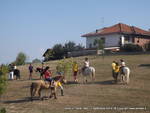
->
xmin=52 ymin=44 xmax=65 ymax=59
xmin=64 ymin=41 xmax=76 ymax=56
xmin=15 ymin=52 xmax=27 ymax=65
xmin=94 ymin=39 xmax=104 ymax=50
xmin=94 ymin=39 xmax=105 ymax=58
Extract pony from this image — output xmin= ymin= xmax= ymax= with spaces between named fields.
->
xmin=120 ymin=66 xmax=130 ymax=84
xmin=30 ymin=76 xmax=66 ymax=101
xmin=35 ymin=67 xmax=44 ymax=79
xmin=14 ymin=69 xmax=20 ymax=80
xmin=80 ymin=67 xmax=95 ymax=83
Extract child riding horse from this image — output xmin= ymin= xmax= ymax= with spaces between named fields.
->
xmin=30 ymin=75 xmax=66 ymax=101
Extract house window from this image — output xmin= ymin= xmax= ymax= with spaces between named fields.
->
xmin=89 ymin=43 xmax=92 ymax=48
xmin=124 ymin=35 xmax=131 ymax=43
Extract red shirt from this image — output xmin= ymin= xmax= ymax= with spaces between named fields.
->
xmin=44 ymin=70 xmax=52 ymax=79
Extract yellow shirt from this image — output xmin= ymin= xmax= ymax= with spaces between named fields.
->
xmin=114 ymin=65 xmax=120 ymax=73
xmin=73 ymin=63 xmax=78 ymax=72
xmin=54 ymin=81 xmax=62 ymax=87
xmin=112 ymin=63 xmax=116 ymax=70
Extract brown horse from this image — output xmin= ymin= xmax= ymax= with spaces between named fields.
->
xmin=30 ymin=76 xmax=66 ymax=101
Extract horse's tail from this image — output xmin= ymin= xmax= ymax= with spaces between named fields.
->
xmin=91 ymin=67 xmax=95 ymax=80
xmin=126 ymin=67 xmax=130 ymax=84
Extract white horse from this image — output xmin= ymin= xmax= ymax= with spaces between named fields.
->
xmin=80 ymin=67 xmax=96 ymax=83
xmin=120 ymin=66 xmax=130 ymax=84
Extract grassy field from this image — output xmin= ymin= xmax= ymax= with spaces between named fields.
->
xmin=0 ymin=54 xmax=150 ymax=113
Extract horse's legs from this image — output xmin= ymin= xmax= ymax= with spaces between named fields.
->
xmin=121 ymin=74 xmax=124 ymax=83
xmin=49 ymin=87 xmax=57 ymax=99
xmin=125 ymin=73 xmax=130 ymax=84
xmin=38 ymin=88 xmax=42 ymax=100
xmin=30 ymin=84 xmax=34 ymax=101
xmin=54 ymin=87 xmax=57 ymax=99
xmin=92 ymin=71 xmax=95 ymax=81
xmin=49 ymin=88 xmax=53 ymax=98
xmin=83 ymin=76 xmax=87 ymax=83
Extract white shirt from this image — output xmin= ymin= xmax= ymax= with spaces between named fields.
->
xmin=84 ymin=61 xmax=89 ymax=67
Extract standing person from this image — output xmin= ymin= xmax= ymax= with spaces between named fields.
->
xmin=82 ymin=57 xmax=90 ymax=72
xmin=114 ymin=62 xmax=120 ymax=83
xmin=28 ymin=63 xmax=33 ymax=80
xmin=72 ymin=61 xmax=79 ymax=82
xmin=40 ymin=62 xmax=45 ymax=79
xmin=8 ymin=64 xmax=14 ymax=80
xmin=111 ymin=61 xmax=116 ymax=80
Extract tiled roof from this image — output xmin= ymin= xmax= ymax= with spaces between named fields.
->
xmin=81 ymin=23 xmax=150 ymax=37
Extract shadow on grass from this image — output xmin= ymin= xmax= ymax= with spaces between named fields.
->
xmin=66 ymin=81 xmax=79 ymax=85
xmin=94 ymin=80 xmax=116 ymax=85
xmin=2 ymin=97 xmax=40 ymax=104
xmin=139 ymin=64 xmax=150 ymax=67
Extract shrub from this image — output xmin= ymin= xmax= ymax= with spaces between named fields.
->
xmin=0 ymin=108 xmax=6 ymax=113
xmin=120 ymin=44 xmax=143 ymax=52
xmin=56 ymin=58 xmax=73 ymax=77
xmin=0 ymin=65 xmax=8 ymax=96
xmin=144 ymin=41 xmax=150 ymax=51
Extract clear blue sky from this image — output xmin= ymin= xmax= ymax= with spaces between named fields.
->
xmin=0 ymin=0 xmax=150 ymax=64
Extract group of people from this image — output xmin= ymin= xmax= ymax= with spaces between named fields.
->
xmin=8 ymin=64 xmax=20 ymax=80
xmin=28 ymin=58 xmax=90 ymax=83
xmin=111 ymin=59 xmax=126 ymax=83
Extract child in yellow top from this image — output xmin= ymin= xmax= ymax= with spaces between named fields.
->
xmin=111 ymin=61 xmax=116 ymax=79
xmin=114 ymin=64 xmax=120 ymax=73
xmin=114 ymin=62 xmax=120 ymax=83
xmin=72 ymin=61 xmax=78 ymax=82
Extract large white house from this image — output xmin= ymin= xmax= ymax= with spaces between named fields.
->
xmin=81 ymin=23 xmax=150 ymax=49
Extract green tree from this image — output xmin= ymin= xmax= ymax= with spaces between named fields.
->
xmin=15 ymin=52 xmax=27 ymax=65
xmin=52 ymin=44 xmax=65 ymax=59
xmin=32 ymin=58 xmax=41 ymax=63
xmin=75 ymin=44 xmax=84 ymax=51
xmin=94 ymin=39 xmax=104 ymax=50
xmin=94 ymin=39 xmax=105 ymax=58
xmin=45 ymin=49 xmax=54 ymax=61
xmin=56 ymin=58 xmax=73 ymax=77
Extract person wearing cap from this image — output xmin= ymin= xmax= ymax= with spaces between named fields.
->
xmin=120 ymin=59 xmax=126 ymax=75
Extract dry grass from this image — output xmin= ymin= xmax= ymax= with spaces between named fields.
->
xmin=0 ymin=54 xmax=150 ymax=113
